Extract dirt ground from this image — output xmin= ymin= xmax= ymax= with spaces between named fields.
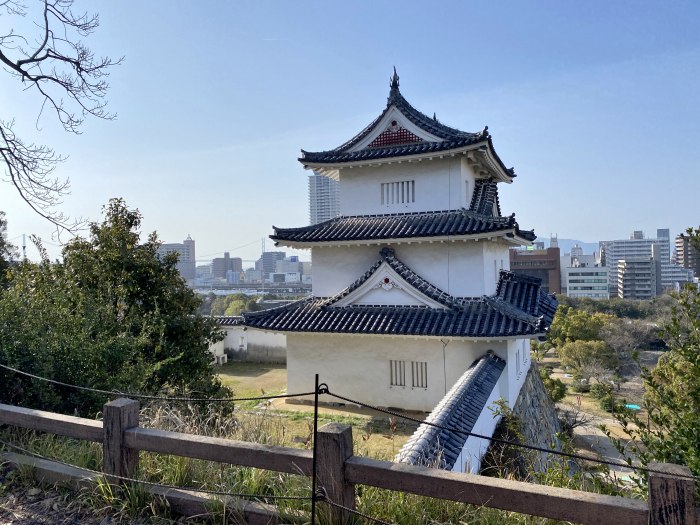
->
xmin=545 ymin=349 xmax=663 ymax=475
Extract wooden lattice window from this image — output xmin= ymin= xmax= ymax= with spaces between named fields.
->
xmin=390 ymin=360 xmax=406 ymax=387
xmin=369 ymin=126 xmax=423 ymax=148
xmin=381 ymin=180 xmax=415 ymax=206
xmin=411 ymin=361 xmax=428 ymax=389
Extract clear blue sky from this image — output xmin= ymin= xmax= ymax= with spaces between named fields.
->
xmin=2 ymin=1 xmax=699 ymax=263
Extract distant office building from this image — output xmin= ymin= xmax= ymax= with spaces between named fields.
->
xmin=275 ymin=256 xmax=301 ymax=275
xmin=244 ymin=268 xmax=263 ymax=284
xmin=308 ymin=173 xmax=340 ymax=225
xmin=560 ymin=245 xmax=608 ymax=299
xmin=226 ymin=270 xmax=241 ymax=284
xmin=157 ymin=235 xmax=196 ymax=282
xmin=509 ymin=243 xmax=561 ymax=294
xmin=675 ymin=233 xmax=700 ymax=277
xmin=212 ymin=252 xmax=243 ymax=280
xmin=256 ymin=251 xmax=286 ymax=278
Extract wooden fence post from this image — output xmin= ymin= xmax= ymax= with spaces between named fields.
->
xmin=648 ymin=462 xmax=696 ymax=525
xmin=317 ymin=422 xmax=355 ymax=524
xmin=103 ymin=398 xmax=140 ymax=479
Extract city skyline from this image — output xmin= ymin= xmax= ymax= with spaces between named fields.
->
xmin=2 ymin=1 xmax=699 ymax=263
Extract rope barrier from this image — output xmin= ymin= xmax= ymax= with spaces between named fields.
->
xmin=323 ymin=389 xmax=700 ymax=482
xmin=1 ymin=362 xmax=698 ymax=484
xmin=0 ymin=363 xmax=315 ymax=403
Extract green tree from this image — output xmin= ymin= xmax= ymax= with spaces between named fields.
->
xmin=547 ymin=306 xmax=614 ymax=348
xmin=538 ymin=367 xmax=566 ymax=402
xmin=224 ymin=299 xmax=247 ymax=316
xmin=0 ymin=199 xmax=225 ymax=415
xmin=611 ymin=228 xmax=700 ymax=483
xmin=0 ymin=211 xmax=17 ymax=287
xmin=558 ymin=339 xmax=618 ymax=383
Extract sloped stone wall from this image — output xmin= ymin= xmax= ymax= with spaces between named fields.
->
xmin=510 ymin=361 xmax=562 ymax=470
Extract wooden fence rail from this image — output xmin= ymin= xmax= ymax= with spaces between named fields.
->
xmin=0 ymin=399 xmax=697 ymax=525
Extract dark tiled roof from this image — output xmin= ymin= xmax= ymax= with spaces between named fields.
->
xmin=299 ymin=72 xmax=515 ymax=176
xmin=307 ymin=72 xmax=479 ymax=156
xmin=470 ymin=179 xmax=502 ymax=217
xmin=395 ymin=353 xmax=506 ymax=470
xmin=215 ymin=316 xmax=243 ymax=326
xmin=241 ymin=256 xmax=557 ymax=339
xmin=271 ymin=208 xmax=535 ymax=245
xmin=300 ymin=136 xmax=484 ymax=164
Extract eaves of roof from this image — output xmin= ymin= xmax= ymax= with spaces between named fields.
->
xmin=271 ymin=208 xmax=535 ymax=246
xmin=240 ymin=266 xmax=556 ymax=339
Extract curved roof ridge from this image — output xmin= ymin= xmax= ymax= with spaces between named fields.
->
xmin=379 ymin=247 xmax=456 ymax=308
xmin=395 ymin=352 xmax=506 ymax=469
xmin=271 ymin=208 xmax=534 ymax=244
xmin=321 ymin=247 xmax=456 ymax=309
xmin=388 ymin=86 xmax=476 ymax=141
xmin=300 ymin=71 xmax=483 ymax=159
xmin=483 ymin=295 xmax=540 ymax=325
xmin=319 ymin=258 xmax=384 ymax=307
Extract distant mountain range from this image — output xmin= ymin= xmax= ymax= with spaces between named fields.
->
xmin=539 ymin=238 xmax=600 ymax=255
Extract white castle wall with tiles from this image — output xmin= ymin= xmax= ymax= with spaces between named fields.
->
xmin=311 ymin=241 xmax=510 ymax=299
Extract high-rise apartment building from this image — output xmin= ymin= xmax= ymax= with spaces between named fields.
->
xmin=308 ymin=173 xmax=340 ymax=225
xmin=675 ymin=233 xmax=700 ymax=277
xmin=617 ymin=252 xmax=662 ymax=300
xmin=600 ymin=229 xmax=693 ymax=292
xmin=157 ymin=235 xmax=196 ymax=282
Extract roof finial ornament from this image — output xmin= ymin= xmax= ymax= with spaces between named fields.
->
xmin=390 ymin=66 xmax=399 ymax=89
xmin=433 ymin=112 xmax=438 ymax=121
xmin=388 ymin=67 xmax=400 ymax=103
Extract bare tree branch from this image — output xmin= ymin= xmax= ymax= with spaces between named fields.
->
xmin=0 ymin=0 xmax=121 ymax=232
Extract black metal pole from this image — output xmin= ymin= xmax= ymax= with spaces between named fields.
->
xmin=310 ymin=373 xmax=320 ymax=525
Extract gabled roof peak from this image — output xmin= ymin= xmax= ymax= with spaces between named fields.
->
xmin=299 ymin=74 xmax=515 ymax=181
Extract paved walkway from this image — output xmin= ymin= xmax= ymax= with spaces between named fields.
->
xmin=558 ymin=403 xmax=637 ymax=478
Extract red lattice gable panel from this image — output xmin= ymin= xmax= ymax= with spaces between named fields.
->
xmin=368 ymin=127 xmax=423 ymax=148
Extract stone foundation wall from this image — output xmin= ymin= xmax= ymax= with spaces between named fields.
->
xmin=510 ymin=361 xmax=562 ymax=470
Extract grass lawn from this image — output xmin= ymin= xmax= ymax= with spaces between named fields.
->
xmin=217 ymin=361 xmax=418 ymax=459
xmin=218 ymin=361 xmax=287 ymax=397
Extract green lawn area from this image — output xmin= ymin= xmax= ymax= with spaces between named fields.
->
xmin=217 ymin=361 xmax=287 ymax=397
xmin=216 ymin=361 xmax=418 ymax=459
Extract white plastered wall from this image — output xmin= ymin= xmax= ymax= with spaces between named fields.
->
xmin=286 ymin=334 xmax=508 ymax=412
xmin=338 ymin=157 xmax=476 ymax=216
xmin=218 ymin=326 xmax=287 ymax=363
xmin=311 ymin=241 xmax=511 ymax=298
xmin=505 ymin=338 xmax=530 ymax=406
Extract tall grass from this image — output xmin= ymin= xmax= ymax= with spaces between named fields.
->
xmin=0 ymin=399 xmax=625 ymax=524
